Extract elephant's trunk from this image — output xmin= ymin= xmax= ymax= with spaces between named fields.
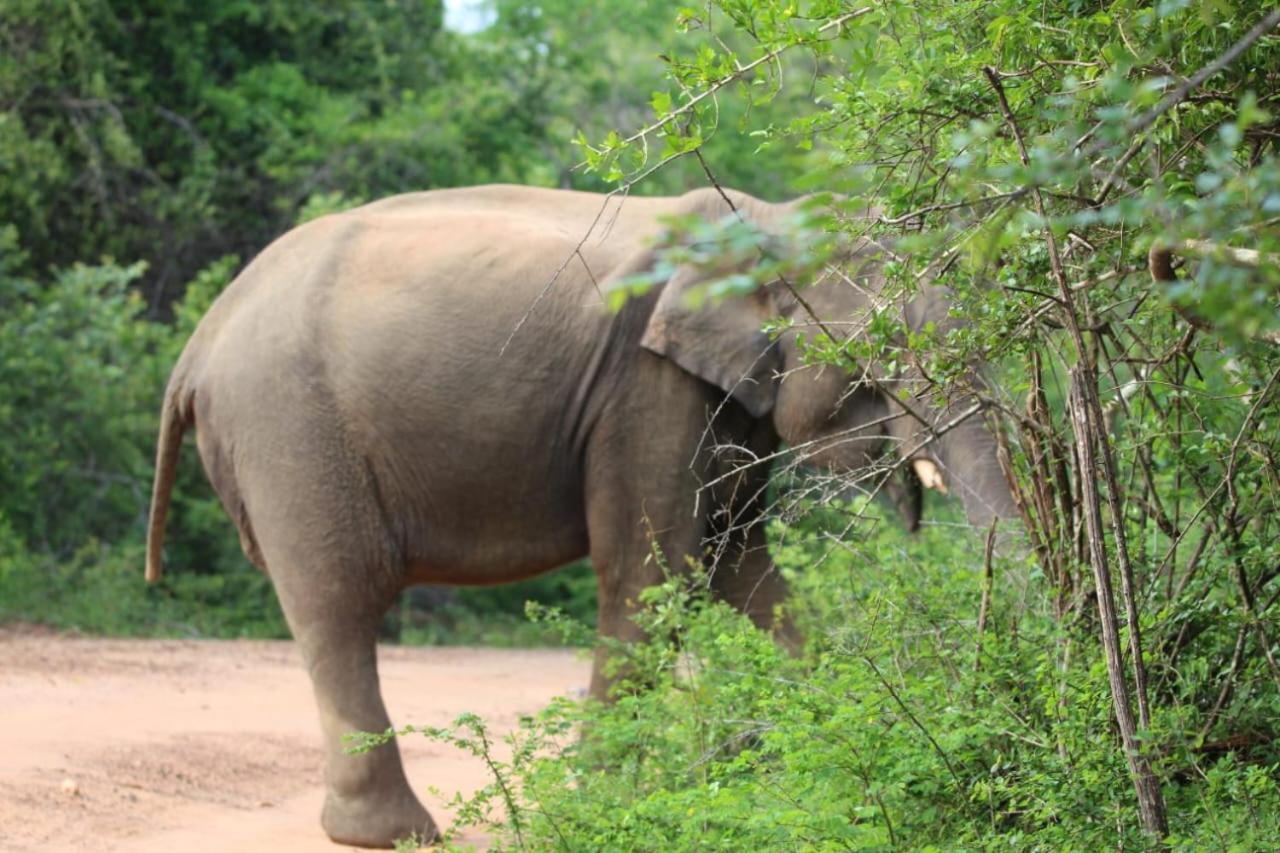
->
xmin=895 ymin=285 xmax=1018 ymax=529
xmin=931 ymin=401 xmax=1017 ymax=528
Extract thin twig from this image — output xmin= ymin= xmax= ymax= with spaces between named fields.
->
xmin=862 ymin=655 xmax=964 ymax=788
xmin=576 ymin=8 xmax=873 ymax=169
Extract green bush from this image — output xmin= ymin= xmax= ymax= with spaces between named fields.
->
xmin=0 ymin=258 xmax=162 ymax=552
xmin=0 ymin=250 xmax=244 ymax=565
xmin=455 ymin=560 xmax=598 ymax=630
xmin=376 ymin=507 xmax=1280 ymax=849
xmin=2 ymin=0 xmax=781 ymax=308
xmin=384 ymin=560 xmax=597 ymax=648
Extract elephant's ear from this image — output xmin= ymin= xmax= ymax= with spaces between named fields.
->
xmin=640 ymin=266 xmax=781 ymax=418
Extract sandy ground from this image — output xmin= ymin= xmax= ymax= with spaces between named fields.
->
xmin=0 ymin=626 xmax=590 ymax=851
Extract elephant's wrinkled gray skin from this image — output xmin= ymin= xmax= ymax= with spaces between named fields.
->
xmin=145 ymin=185 xmax=1016 ymax=848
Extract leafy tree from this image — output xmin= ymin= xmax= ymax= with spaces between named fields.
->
xmin=358 ymin=0 xmax=1280 ymax=845
xmin=1 ymin=0 xmax=580 ymax=303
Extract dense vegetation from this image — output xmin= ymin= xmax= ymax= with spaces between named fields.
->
xmin=4 ymin=0 xmax=1280 ymax=847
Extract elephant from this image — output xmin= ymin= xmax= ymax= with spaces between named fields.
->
xmin=145 ymin=184 xmax=1016 ymax=847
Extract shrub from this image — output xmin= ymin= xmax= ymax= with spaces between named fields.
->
xmin=376 ymin=507 xmax=1280 ymax=849
xmin=0 ymin=259 xmax=162 ymax=553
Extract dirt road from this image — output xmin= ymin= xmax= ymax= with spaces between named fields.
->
xmin=0 ymin=626 xmax=589 ymax=851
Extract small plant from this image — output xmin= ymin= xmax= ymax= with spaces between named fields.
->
xmin=393 ymin=830 xmax=434 ymax=853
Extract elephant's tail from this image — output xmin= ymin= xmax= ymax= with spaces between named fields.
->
xmin=145 ymin=377 xmax=191 ymax=584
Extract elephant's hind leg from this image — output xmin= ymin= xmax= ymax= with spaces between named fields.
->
xmin=293 ymin=607 xmax=436 ymax=848
xmin=248 ymin=486 xmax=436 ymax=847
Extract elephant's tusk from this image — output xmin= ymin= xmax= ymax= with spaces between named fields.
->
xmin=912 ymin=458 xmax=948 ymax=494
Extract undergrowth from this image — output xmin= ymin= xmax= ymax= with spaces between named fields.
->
xmin=360 ymin=505 xmax=1280 ymax=850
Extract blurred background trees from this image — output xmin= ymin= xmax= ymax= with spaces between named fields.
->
xmin=0 ymin=0 xmax=795 ymax=309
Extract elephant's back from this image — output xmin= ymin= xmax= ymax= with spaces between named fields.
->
xmin=349 ymin=184 xmax=679 ymax=239
xmin=311 ymin=207 xmax=629 ymax=473
xmin=184 ymin=182 xmax=763 ymax=375
xmin=175 ymin=182 xmax=767 ymax=428
xmin=190 ymin=193 xmax=633 ymax=373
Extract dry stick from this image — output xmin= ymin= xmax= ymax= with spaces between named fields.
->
xmin=974 ymin=517 xmax=999 ymax=671
xmin=996 ymin=416 xmax=1051 ymax=576
xmin=1069 ymin=372 xmax=1169 ymax=838
xmin=1082 ymin=361 xmax=1156 ymax=732
xmin=498 ymin=188 xmax=626 ymax=356
xmin=983 ymin=65 xmax=1169 ymax=838
xmin=1028 ymin=350 xmax=1077 ymax=618
xmin=1094 ymin=135 xmax=1147 ymax=204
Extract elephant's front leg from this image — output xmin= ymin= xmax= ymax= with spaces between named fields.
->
xmin=584 ymin=460 xmax=706 ymax=702
xmin=588 ymin=549 xmax=669 ymax=702
xmin=708 ymin=518 xmax=803 ymax=653
xmin=582 ymin=369 xmax=728 ymax=702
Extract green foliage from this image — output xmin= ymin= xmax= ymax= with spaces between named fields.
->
xmin=1 ymin=1 xmax=452 ymax=294
xmin=0 ymin=534 xmax=286 ymax=638
xmin=385 ymin=510 xmax=1280 ymax=849
xmin=398 ymin=561 xmax=598 ymax=648
xmin=0 ymin=0 xmax=795 ymax=309
xmin=0 ymin=259 xmax=160 ymax=550
xmin=0 ymin=250 xmax=288 ymax=636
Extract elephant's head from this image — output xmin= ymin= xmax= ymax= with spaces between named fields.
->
xmin=638 ymin=209 xmax=1017 ymax=531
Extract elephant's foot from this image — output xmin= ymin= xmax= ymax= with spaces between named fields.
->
xmin=321 ymin=786 xmax=439 ymax=849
